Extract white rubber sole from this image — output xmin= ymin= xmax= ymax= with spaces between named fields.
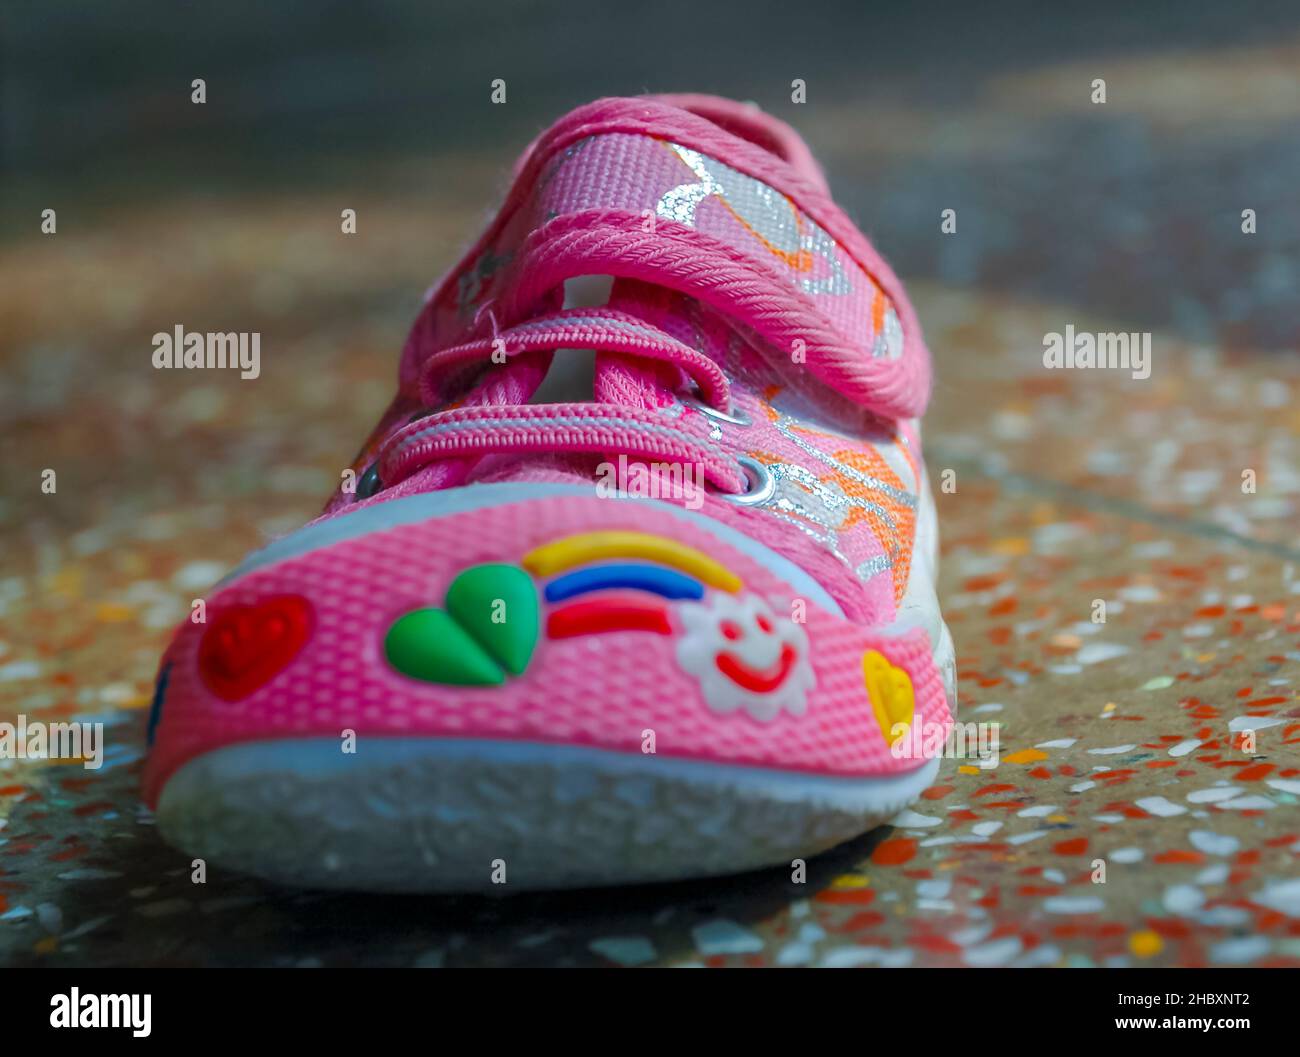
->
xmin=900 ymin=465 xmax=959 ymax=707
xmin=157 ymin=738 xmax=943 ymax=892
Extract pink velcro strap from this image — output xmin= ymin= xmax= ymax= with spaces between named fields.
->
xmin=405 ymin=96 xmax=931 ymax=420
xmin=418 ymin=307 xmax=731 ymax=411
xmin=377 ymin=403 xmax=747 ymax=494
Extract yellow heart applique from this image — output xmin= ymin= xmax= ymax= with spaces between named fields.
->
xmin=863 ymin=649 xmax=915 ymax=746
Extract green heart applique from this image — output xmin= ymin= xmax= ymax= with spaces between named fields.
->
xmin=385 ymin=563 xmax=539 ymax=686
xmin=384 ymin=608 xmax=505 ymax=686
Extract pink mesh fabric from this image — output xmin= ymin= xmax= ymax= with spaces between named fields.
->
xmin=144 ymin=495 xmax=950 ymax=806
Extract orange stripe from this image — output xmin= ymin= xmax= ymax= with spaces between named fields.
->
xmin=870 ymin=286 xmax=886 ymax=336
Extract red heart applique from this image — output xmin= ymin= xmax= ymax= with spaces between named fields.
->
xmin=198 ymin=595 xmax=313 ymax=701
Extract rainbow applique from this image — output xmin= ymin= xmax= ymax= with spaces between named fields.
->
xmin=526 ymin=530 xmax=814 ymax=722
xmin=382 ymin=533 xmax=731 ymax=686
xmin=383 ymin=530 xmax=816 ymax=722
xmin=521 ymin=531 xmax=739 ymax=639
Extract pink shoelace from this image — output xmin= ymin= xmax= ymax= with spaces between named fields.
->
xmin=359 ymin=301 xmax=752 ymax=500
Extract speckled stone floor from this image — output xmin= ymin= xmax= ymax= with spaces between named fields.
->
xmin=1 ymin=6 xmax=1298 ymax=967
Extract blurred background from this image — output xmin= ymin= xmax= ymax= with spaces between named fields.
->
xmin=5 ymin=0 xmax=1299 ymax=343
xmin=1 ymin=1 xmax=1298 ymax=968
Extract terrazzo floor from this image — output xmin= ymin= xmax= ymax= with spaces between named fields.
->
xmin=1 ymin=9 xmax=1298 ymax=968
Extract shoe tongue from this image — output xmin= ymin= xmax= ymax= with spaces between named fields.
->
xmin=402 ymin=96 xmax=930 ymax=422
xmin=465 ymin=278 xmax=709 ymax=489
xmin=518 ymin=276 xmax=694 ymax=409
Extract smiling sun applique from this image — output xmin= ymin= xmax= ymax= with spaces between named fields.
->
xmin=675 ymin=593 xmax=815 ymax=722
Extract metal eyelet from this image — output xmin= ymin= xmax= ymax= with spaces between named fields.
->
xmin=682 ymin=394 xmax=751 ymax=427
xmin=355 ymin=462 xmax=383 ymax=500
xmin=717 ymin=456 xmax=775 ymax=506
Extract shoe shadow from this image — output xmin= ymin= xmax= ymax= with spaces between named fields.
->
xmin=12 ymin=746 xmax=895 ymax=967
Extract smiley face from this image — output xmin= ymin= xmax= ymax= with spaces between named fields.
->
xmin=675 ymin=593 xmax=814 ymax=722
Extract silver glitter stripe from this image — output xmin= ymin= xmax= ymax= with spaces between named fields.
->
xmin=772 ymin=413 xmax=918 ymax=509
xmin=763 ymin=509 xmax=852 ymax=563
xmin=764 ymin=507 xmax=895 ymax=587
xmin=763 ymin=479 xmax=900 ymax=586
xmin=658 ymin=144 xmax=851 ymax=297
xmin=768 ymin=461 xmax=897 ymax=531
xmin=854 ymin=552 xmax=894 ymax=580
xmin=657 ymin=145 xmax=719 ymax=226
